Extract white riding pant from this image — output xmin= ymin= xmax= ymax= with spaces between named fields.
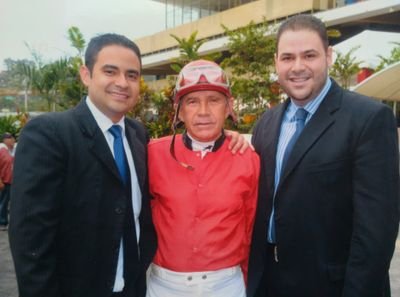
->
xmin=146 ymin=263 xmax=246 ymax=297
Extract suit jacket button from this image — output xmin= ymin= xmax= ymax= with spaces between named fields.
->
xmin=115 ymin=207 xmax=123 ymax=214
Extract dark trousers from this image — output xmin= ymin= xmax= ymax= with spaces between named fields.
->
xmin=0 ymin=184 xmax=11 ymax=226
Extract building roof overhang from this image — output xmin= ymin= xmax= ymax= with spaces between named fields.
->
xmin=353 ymin=61 xmax=400 ymax=102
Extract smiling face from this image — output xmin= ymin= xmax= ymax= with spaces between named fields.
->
xmin=179 ymin=90 xmax=232 ymax=142
xmin=275 ymin=29 xmax=332 ymax=106
xmin=79 ymin=44 xmax=141 ymax=123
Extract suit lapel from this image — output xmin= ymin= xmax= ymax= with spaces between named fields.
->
xmin=258 ymin=101 xmax=288 ymax=198
xmin=73 ymin=100 xmax=121 ymax=181
xmin=125 ymin=121 xmax=146 ymax=191
xmin=278 ymin=82 xmax=342 ymax=186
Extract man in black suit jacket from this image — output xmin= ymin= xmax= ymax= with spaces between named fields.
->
xmin=9 ymin=34 xmax=157 ymax=297
xmin=247 ymin=15 xmax=399 ymax=297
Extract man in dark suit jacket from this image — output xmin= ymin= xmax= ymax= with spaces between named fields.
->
xmin=9 ymin=34 xmax=157 ymax=297
xmin=247 ymin=15 xmax=399 ymax=297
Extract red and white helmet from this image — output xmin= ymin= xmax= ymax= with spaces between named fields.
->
xmin=174 ymin=59 xmax=232 ymax=103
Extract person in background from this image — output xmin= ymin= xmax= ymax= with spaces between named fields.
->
xmin=146 ymin=60 xmax=260 ymax=297
xmin=247 ymin=14 xmax=399 ymax=297
xmin=0 ymin=132 xmax=17 ymax=156
xmin=0 ymin=138 xmax=13 ymax=231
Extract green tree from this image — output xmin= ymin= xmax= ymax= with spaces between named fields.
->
xmin=8 ymin=45 xmax=63 ymax=111
xmin=13 ymin=59 xmax=39 ymax=111
xmin=8 ymin=27 xmax=86 ymax=112
xmin=0 ymin=59 xmax=50 ymax=112
xmin=0 ymin=58 xmax=35 ymax=90
xmin=131 ymin=77 xmax=175 ymax=138
xmin=169 ymin=31 xmax=221 ymax=73
xmin=58 ymin=26 xmax=86 ymax=108
xmin=221 ymin=21 xmax=277 ymax=132
xmin=0 ymin=115 xmax=23 ymax=137
xmin=329 ymin=46 xmax=362 ymax=89
xmin=376 ymin=41 xmax=400 ymax=72
xmin=18 ymin=59 xmax=66 ymax=111
xmin=67 ymin=26 xmax=85 ymax=59
xmin=144 ymin=90 xmax=175 ymax=139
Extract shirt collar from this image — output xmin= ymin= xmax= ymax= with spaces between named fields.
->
xmin=183 ymin=131 xmax=226 ymax=152
xmin=86 ymin=97 xmax=126 ymax=133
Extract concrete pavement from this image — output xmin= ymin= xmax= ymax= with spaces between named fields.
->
xmin=0 ymin=230 xmax=17 ymax=297
xmin=390 ymin=238 xmax=400 ymax=294
xmin=1 ymin=229 xmax=399 ymax=296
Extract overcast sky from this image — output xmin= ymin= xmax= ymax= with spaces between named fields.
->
xmin=0 ymin=0 xmax=399 ymax=71
xmin=0 ymin=0 xmax=166 ymax=71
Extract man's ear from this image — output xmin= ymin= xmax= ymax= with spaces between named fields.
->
xmin=326 ymin=46 xmax=333 ymax=67
xmin=79 ymin=65 xmax=91 ymax=87
xmin=226 ymin=97 xmax=235 ymax=119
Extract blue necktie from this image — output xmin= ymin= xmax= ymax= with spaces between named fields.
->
xmin=109 ymin=125 xmax=138 ymax=287
xmin=281 ymin=108 xmax=308 ymax=172
xmin=109 ymin=125 xmax=129 ymax=185
xmin=269 ymin=108 xmax=308 ymax=243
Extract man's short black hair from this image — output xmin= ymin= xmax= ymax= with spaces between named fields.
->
xmin=84 ymin=33 xmax=142 ymax=73
xmin=2 ymin=132 xmax=13 ymax=141
xmin=276 ymin=14 xmax=329 ymax=52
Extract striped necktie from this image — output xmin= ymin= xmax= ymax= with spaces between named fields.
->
xmin=281 ymin=108 xmax=308 ymax=172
